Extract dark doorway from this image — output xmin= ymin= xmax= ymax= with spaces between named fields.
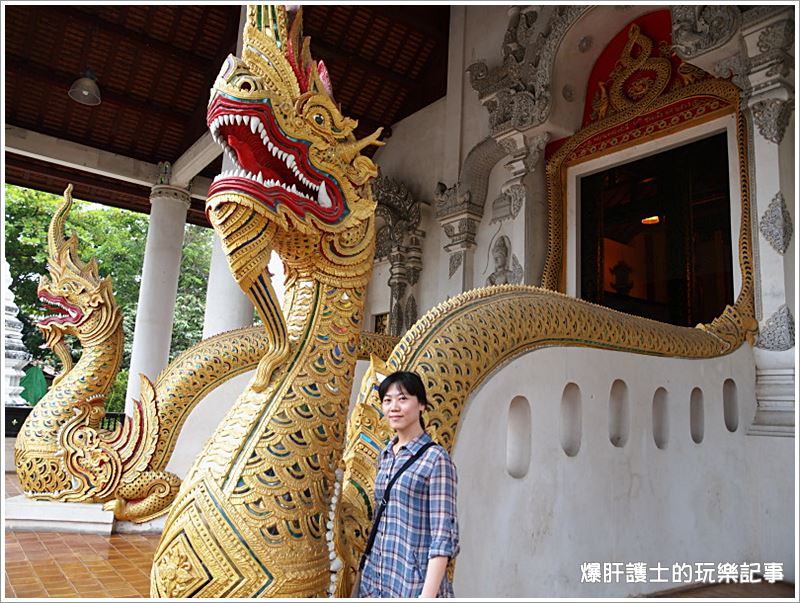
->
xmin=579 ymin=132 xmax=734 ymax=326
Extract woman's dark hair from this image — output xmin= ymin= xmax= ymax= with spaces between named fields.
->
xmin=379 ymin=371 xmax=429 ymax=428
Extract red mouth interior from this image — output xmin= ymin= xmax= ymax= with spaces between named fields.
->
xmin=207 ymin=97 xmax=344 ymax=223
xmin=226 ymin=126 xmax=318 ymax=200
xmin=38 ymin=293 xmax=82 ymax=326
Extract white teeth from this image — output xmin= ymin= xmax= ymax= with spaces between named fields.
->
xmin=242 ymin=115 xmax=250 ymax=126
xmin=286 ymin=155 xmax=295 ymax=168
xmin=250 ymin=116 xmax=260 ymax=134
xmin=268 ymin=141 xmax=274 ymax=152
xmin=235 ymin=115 xmax=242 ymax=125
xmin=318 ymin=182 xmax=332 ymax=208
xmin=256 ymin=172 xmax=264 ymax=184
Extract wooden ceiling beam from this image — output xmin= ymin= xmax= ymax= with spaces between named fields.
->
xmin=371 ymin=6 xmax=449 ymax=41
xmin=49 ymin=5 xmax=213 ymax=72
xmin=6 ymin=56 xmax=194 ymax=123
xmin=309 ymin=38 xmax=417 ymax=90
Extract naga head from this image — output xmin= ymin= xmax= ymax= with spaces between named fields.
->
xmin=37 ymin=185 xmax=121 ymax=378
xmin=206 ymin=5 xmax=382 ymax=289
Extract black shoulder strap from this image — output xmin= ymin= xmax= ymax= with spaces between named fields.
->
xmin=359 ymin=441 xmax=437 ymax=570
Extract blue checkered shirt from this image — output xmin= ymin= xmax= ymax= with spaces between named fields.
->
xmin=359 ymin=431 xmax=460 ymax=598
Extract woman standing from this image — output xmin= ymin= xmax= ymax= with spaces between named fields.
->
xmin=358 ymin=371 xmax=460 ymax=598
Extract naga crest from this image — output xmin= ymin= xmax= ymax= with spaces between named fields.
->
xmin=37 ymin=185 xmax=121 ymax=380
xmin=207 ymin=5 xmax=382 ymax=282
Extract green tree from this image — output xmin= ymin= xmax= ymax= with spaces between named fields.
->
xmin=4 ymin=184 xmax=212 ymax=413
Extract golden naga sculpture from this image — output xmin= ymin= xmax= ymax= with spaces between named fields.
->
xmin=13 ymin=186 xmax=325 ymax=523
xmin=13 ymin=185 xmax=181 ymax=521
xmin=152 ymin=5 xmax=383 ymax=597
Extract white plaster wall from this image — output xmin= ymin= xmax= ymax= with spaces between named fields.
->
xmin=418 ymin=204 xmax=444 ymax=315
xmin=373 ymin=98 xmax=446 ymax=204
xmin=451 ymin=343 xmax=794 ymax=596
xmin=364 ymin=260 xmax=391 ymax=329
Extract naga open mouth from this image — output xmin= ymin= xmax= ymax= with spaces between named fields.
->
xmin=206 ymin=95 xmax=346 ymax=224
xmin=38 ymin=291 xmax=83 ymax=326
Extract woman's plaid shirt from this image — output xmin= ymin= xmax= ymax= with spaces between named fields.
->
xmin=359 ymin=431 xmax=460 ymax=598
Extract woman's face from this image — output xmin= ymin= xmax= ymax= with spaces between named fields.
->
xmin=381 ymin=383 xmax=425 ymax=433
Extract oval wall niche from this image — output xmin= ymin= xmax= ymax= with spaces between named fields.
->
xmin=652 ymin=387 xmax=669 ymax=450
xmin=723 ymin=379 xmax=738 ymax=433
xmin=506 ymin=396 xmax=532 ymax=479
xmin=560 ymin=383 xmax=582 ymax=457
xmin=690 ymin=387 xmax=704 ymax=444
xmin=608 ymin=379 xmax=630 ymax=448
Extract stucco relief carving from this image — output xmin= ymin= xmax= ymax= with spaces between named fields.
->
xmin=485 ymin=236 xmax=523 ymax=286
xmin=467 ymin=6 xmax=591 ymax=134
xmin=757 ymin=19 xmax=794 ymax=54
xmin=759 ymin=192 xmax=793 ymax=255
xmin=374 ymin=175 xmax=424 ymax=336
xmin=373 ymin=175 xmax=421 ymax=248
xmin=449 ymin=251 xmax=464 ymax=279
xmin=751 ymin=98 xmax=794 ymax=144
xmin=672 ymin=6 xmax=741 ymax=59
xmin=755 ymin=304 xmax=795 ymax=351
xmin=713 ymin=50 xmax=752 ymax=95
xmin=491 ymin=184 xmax=525 ymax=224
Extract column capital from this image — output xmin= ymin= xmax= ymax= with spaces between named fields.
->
xmin=149 ymin=184 xmax=191 ymax=209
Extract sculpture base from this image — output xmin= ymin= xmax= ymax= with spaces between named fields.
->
xmin=5 ymin=495 xmax=115 ymax=535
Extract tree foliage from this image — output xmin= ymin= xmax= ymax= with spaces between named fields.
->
xmin=4 ymin=184 xmax=212 ymax=412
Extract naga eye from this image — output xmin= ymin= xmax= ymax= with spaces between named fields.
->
xmin=313 ymin=114 xmax=325 ymax=126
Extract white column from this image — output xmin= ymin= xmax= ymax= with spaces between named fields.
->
xmin=125 ymin=184 xmax=190 ymax=411
xmin=202 ymin=234 xmax=253 ymax=338
xmin=736 ymin=8 xmax=796 ymax=436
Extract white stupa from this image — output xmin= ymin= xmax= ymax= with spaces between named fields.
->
xmin=3 ymin=258 xmax=32 ymax=406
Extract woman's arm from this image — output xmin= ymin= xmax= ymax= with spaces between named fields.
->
xmin=420 ymin=556 xmax=448 ymax=598
xmin=422 ymin=453 xmax=459 ymax=597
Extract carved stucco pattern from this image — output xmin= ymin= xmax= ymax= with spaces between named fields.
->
xmin=755 ymin=304 xmax=795 ymax=351
xmin=374 ymin=175 xmax=423 ymax=336
xmin=713 ymin=50 xmax=752 ymax=97
xmin=671 ymin=6 xmax=741 ymax=59
xmin=373 ymin=175 xmax=420 ymax=246
xmin=759 ymin=192 xmax=793 ymax=255
xmin=449 ymin=251 xmax=464 ymax=278
xmin=467 ymin=6 xmax=591 ymax=132
xmin=757 ymin=19 xmax=794 ymax=54
xmin=751 ymin=98 xmax=794 ymax=144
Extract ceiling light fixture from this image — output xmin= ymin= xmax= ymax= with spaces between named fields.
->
xmin=68 ymin=68 xmax=101 ymax=106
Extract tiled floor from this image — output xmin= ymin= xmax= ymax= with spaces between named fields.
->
xmin=2 ymin=474 xmax=796 ymax=599
xmin=4 ymin=473 xmax=159 ymax=598
xmin=4 ymin=530 xmax=159 ymax=598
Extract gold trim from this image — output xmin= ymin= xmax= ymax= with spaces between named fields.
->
xmin=541 ymin=26 xmax=754 ymax=330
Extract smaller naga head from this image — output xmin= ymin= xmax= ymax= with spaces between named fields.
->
xmin=37 ymin=186 xmax=121 ymax=372
xmin=206 ymin=5 xmax=382 ymax=286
